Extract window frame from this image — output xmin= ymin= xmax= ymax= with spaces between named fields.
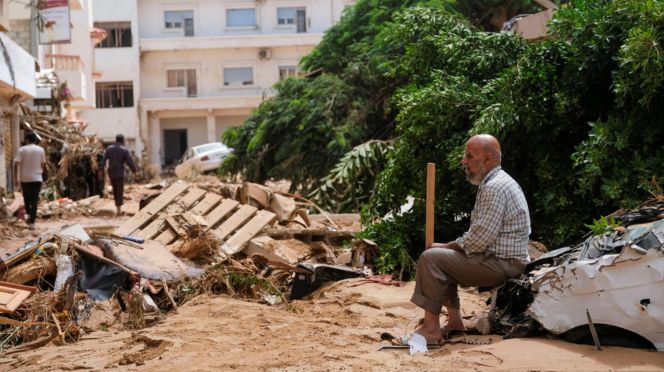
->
xmin=164 ymin=65 xmax=199 ymax=97
xmin=95 ymin=81 xmax=134 ymax=109
xmin=94 ymin=21 xmax=132 ymax=48
xmin=278 ymin=65 xmax=304 ymax=80
xmin=275 ymin=6 xmax=306 ymax=30
xmin=222 ymin=66 xmax=255 ymax=87
xmin=162 ymin=9 xmax=195 ymax=36
xmin=225 ymin=7 xmax=257 ymax=28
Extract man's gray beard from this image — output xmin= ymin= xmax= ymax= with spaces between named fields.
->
xmin=465 ymin=166 xmax=485 ymax=186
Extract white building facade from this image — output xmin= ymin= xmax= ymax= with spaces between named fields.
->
xmin=82 ymin=0 xmax=354 ymax=168
xmin=0 ymin=0 xmax=36 ymax=191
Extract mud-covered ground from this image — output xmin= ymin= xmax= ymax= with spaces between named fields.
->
xmin=1 ymin=186 xmax=663 ymax=371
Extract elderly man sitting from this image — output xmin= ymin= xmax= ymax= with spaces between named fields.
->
xmin=411 ymin=134 xmax=531 ymax=343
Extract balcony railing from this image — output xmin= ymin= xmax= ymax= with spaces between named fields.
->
xmin=44 ymin=54 xmax=85 ymax=71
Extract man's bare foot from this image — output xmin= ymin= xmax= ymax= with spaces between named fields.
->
xmin=414 ymin=325 xmax=443 ymax=342
xmin=441 ymin=322 xmax=466 ymax=338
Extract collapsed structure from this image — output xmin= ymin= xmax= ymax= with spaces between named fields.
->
xmin=0 ymin=180 xmax=367 ymax=352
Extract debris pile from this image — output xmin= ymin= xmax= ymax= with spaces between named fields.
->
xmin=18 ymin=104 xmax=105 ymax=201
xmin=0 ymin=180 xmax=367 ymax=352
xmin=489 ymin=197 xmax=664 ymax=351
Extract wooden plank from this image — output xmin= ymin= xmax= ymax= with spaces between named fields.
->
xmin=181 ymin=212 xmax=208 ymax=228
xmin=205 ymin=199 xmax=239 ymax=228
xmin=426 ymin=162 xmax=436 ymax=249
xmin=165 ymin=216 xmax=187 ymax=237
xmin=222 ymin=210 xmax=277 ymax=255
xmin=135 ymin=218 xmax=165 ymax=240
xmin=262 ymin=228 xmax=355 ymax=239
xmin=189 ymin=193 xmax=222 ymax=215
xmin=177 ymin=187 xmax=206 ymax=209
xmin=155 ymin=228 xmax=178 ymax=246
xmin=214 ymin=205 xmax=257 ymax=241
xmin=114 ymin=182 xmax=189 ymax=237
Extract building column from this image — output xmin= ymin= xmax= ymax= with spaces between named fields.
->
xmin=0 ymin=115 xmax=7 ymax=192
xmin=148 ymin=113 xmax=161 ymax=167
xmin=9 ymin=107 xmax=21 ymax=191
xmin=139 ymin=107 xmax=149 ymax=159
xmin=206 ymin=110 xmax=216 ymax=143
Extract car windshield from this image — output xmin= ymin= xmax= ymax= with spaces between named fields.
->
xmin=194 ymin=143 xmax=227 ymax=155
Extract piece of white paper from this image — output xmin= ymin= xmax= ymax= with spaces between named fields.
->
xmin=407 ymin=333 xmax=428 ymax=355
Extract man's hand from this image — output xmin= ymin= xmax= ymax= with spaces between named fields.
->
xmin=427 ymin=242 xmax=447 ymax=249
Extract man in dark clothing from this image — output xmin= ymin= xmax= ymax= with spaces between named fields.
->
xmin=103 ymin=134 xmax=138 ymax=216
xmin=13 ymin=132 xmax=46 ymax=230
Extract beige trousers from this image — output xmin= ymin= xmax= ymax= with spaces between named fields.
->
xmin=410 ymin=248 xmax=525 ymax=314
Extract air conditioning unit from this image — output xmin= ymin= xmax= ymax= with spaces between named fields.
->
xmin=258 ymin=49 xmax=272 ymax=60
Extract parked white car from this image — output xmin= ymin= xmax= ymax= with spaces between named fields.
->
xmin=174 ymin=142 xmax=232 ymax=178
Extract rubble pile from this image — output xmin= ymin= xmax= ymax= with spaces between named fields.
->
xmin=488 ymin=197 xmax=664 ymax=351
xmin=0 ymin=180 xmax=368 ymax=352
xmin=18 ymin=104 xmax=105 ymax=201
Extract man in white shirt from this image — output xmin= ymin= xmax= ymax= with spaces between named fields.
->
xmin=13 ymin=132 xmax=46 ymax=230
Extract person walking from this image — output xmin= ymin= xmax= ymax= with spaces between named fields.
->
xmin=13 ymin=132 xmax=47 ymax=230
xmin=102 ymin=134 xmax=138 ymax=216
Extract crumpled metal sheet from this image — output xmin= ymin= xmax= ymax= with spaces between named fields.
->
xmin=528 ymin=220 xmax=664 ymax=351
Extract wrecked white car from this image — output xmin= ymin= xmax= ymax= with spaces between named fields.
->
xmin=491 ymin=201 xmax=664 ymax=351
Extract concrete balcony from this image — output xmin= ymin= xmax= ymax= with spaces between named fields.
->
xmin=0 ymin=33 xmax=35 ymax=99
xmin=140 ymin=33 xmax=323 ymax=52
xmin=140 ymin=94 xmax=264 ymax=113
xmin=44 ymin=54 xmax=88 ymax=103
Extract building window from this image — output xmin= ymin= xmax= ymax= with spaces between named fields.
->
xmin=166 ymin=69 xmax=197 ymax=97
xmin=277 ymin=8 xmax=296 ymax=25
xmin=279 ymin=66 xmax=304 ymax=80
xmin=165 ymin=10 xmax=194 ymax=36
xmin=223 ymin=67 xmax=253 ymax=86
xmin=95 ymin=22 xmax=132 ymax=48
xmin=226 ymin=8 xmax=256 ymax=27
xmin=96 ymin=82 xmax=134 ymax=108
xmin=277 ymin=7 xmax=306 ymax=32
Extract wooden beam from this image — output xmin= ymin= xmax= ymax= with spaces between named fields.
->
xmin=189 ymin=193 xmax=222 ymax=215
xmin=205 ymin=199 xmax=240 ymax=228
xmin=425 ymin=162 xmax=435 ymax=249
xmin=222 ymin=210 xmax=277 ymax=255
xmin=136 ymin=218 xmax=165 ymax=240
xmin=177 ymin=187 xmax=207 ymax=209
xmin=214 ymin=205 xmax=257 ymax=241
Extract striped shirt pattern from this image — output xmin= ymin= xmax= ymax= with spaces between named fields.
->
xmin=455 ymin=166 xmax=531 ymax=263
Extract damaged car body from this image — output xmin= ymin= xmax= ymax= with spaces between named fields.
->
xmin=491 ymin=202 xmax=664 ymax=351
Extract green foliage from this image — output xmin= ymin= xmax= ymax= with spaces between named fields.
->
xmin=585 ymin=215 xmax=622 ymax=236
xmin=365 ymin=0 xmax=664 ymax=272
xmin=224 ymin=0 xmax=664 ymax=275
xmin=446 ymin=0 xmax=545 ymax=31
xmin=220 ymin=0 xmax=427 ymax=191
xmin=220 ymin=75 xmax=361 ymax=188
xmin=357 ymin=213 xmax=418 ymax=279
xmin=309 ymin=140 xmax=393 ymax=213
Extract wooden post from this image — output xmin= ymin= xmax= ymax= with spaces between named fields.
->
xmin=425 ymin=163 xmax=435 ymax=249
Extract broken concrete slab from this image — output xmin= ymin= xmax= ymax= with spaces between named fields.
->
xmin=244 ymin=236 xmax=311 ymax=265
xmin=240 ymin=182 xmax=272 ymax=208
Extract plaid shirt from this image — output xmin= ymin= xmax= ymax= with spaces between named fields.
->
xmin=455 ymin=166 xmax=531 ymax=263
